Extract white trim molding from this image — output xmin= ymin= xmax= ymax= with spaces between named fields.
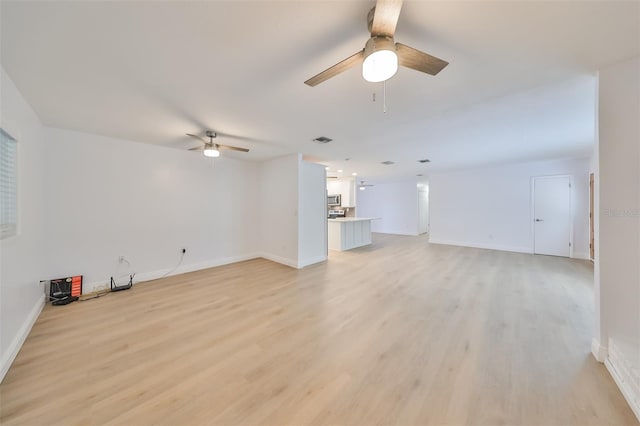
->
xmin=82 ymin=253 xmax=263 ymax=293
xmin=591 ymin=338 xmax=608 ymax=363
xmin=1 ymin=294 xmax=45 ymax=383
xmin=297 ymin=255 xmax=327 ymax=269
xmin=605 ymin=343 xmax=640 ymax=422
xmin=428 ymin=238 xmax=531 ymax=254
xmin=259 ymin=253 xmax=298 ymax=269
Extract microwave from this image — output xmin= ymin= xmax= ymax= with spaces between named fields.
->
xmin=327 ymin=194 xmax=341 ymax=206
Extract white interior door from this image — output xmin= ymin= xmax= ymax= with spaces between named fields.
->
xmin=418 ymin=189 xmax=429 ymax=234
xmin=533 ymin=176 xmax=572 ymax=257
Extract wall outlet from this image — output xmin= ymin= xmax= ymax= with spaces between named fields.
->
xmin=118 ymin=255 xmax=125 ymax=263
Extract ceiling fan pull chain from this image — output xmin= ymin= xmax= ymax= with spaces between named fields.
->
xmin=383 ymin=80 xmax=387 ymax=113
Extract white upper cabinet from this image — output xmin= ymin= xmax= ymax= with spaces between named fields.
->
xmin=326 ymin=178 xmax=356 ymax=207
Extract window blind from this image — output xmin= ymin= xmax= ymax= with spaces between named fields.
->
xmin=0 ymin=128 xmax=17 ymax=239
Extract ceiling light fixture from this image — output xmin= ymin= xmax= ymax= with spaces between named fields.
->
xmin=352 ymin=172 xmax=357 ymax=176
xmin=338 ymin=169 xmax=343 ymax=173
xmin=359 ymin=186 xmax=366 ymax=191
xmin=362 ymin=36 xmax=398 ymax=83
xmin=203 ymin=144 xmax=220 ymax=158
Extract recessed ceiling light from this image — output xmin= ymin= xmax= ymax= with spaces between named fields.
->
xmin=337 ymin=169 xmax=343 ymax=173
xmin=418 ymin=159 xmax=431 ymax=163
xmin=325 ymin=166 xmax=329 ymax=170
xmin=352 ymin=172 xmax=357 ymax=176
xmin=381 ymin=161 xmax=395 ymax=165
xmin=416 ymin=174 xmax=423 ymax=177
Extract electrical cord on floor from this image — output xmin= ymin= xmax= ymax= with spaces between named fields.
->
xmin=79 ymin=290 xmax=111 ymax=302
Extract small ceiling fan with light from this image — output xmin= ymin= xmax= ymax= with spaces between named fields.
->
xmin=304 ymin=0 xmax=449 ymax=87
xmin=186 ymin=131 xmax=249 ymax=158
xmin=358 ymin=180 xmax=375 ymax=190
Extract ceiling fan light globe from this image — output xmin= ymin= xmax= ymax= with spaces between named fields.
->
xmin=362 ymin=36 xmax=398 ymax=83
xmin=203 ymin=148 xmax=220 ymax=158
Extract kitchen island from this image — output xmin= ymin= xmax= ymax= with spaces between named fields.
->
xmin=327 ymin=217 xmax=377 ymax=251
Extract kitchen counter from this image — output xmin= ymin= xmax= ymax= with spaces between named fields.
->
xmin=328 ymin=217 xmax=377 ymax=251
xmin=328 ymin=217 xmax=378 ymax=222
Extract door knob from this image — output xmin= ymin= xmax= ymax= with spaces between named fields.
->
xmin=535 ymin=218 xmax=544 ymax=222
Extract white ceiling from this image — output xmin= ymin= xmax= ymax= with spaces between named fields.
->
xmin=1 ymin=1 xmax=638 ymax=181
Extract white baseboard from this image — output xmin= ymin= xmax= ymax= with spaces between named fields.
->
xmin=81 ymin=251 xmax=307 ymax=293
xmin=591 ymin=338 xmax=608 ymax=362
xmin=297 ymin=255 xmax=327 ymax=269
xmin=1 ymin=294 xmax=45 ymax=383
xmin=82 ymin=253 xmax=263 ymax=293
xmin=371 ymin=230 xmax=419 ymax=236
xmin=428 ymin=238 xmax=532 ymax=254
xmin=605 ymin=345 xmax=640 ymax=422
xmin=135 ymin=253 xmax=263 ymax=283
xmin=259 ymin=252 xmax=298 ymax=269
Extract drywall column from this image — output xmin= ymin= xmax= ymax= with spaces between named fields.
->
xmin=595 ymin=56 xmax=640 ymax=420
xmin=298 ymin=161 xmax=327 ymax=267
xmin=259 ymin=154 xmax=301 ymax=267
xmin=259 ymin=154 xmax=327 ymax=268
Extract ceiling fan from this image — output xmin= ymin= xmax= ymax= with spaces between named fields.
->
xmin=304 ymin=0 xmax=448 ymax=87
xmin=186 ymin=131 xmax=249 ymax=158
xmin=358 ymin=180 xmax=374 ymax=190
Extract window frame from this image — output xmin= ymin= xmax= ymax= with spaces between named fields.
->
xmin=0 ymin=126 xmax=19 ymax=241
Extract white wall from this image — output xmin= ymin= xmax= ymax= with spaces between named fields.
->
xmin=596 ymin=56 xmax=640 ymax=420
xmin=259 ymin=154 xmax=300 ymax=267
xmin=44 ymin=127 xmax=260 ymax=292
xmin=298 ymin=162 xmax=327 ymax=267
xmin=429 ymin=157 xmax=591 ymax=257
xmin=357 ymin=181 xmax=420 ymax=236
xmin=0 ymin=68 xmax=47 ymax=380
xmin=0 ymin=108 xmax=328 ymax=378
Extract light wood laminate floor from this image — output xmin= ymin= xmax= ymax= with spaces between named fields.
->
xmin=1 ymin=234 xmax=637 ymax=425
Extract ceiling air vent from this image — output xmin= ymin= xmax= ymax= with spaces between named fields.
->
xmin=312 ymin=136 xmax=333 ymax=144
xmin=381 ymin=161 xmax=395 ymax=165
xmin=418 ymin=159 xmax=431 ymax=163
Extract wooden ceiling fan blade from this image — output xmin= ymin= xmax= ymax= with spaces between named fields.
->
xmin=186 ymin=133 xmax=207 ymax=143
xmin=370 ymin=0 xmax=403 ymax=37
xmin=189 ymin=146 xmax=204 ymax=151
xmin=304 ymin=50 xmax=364 ymax=87
xmin=217 ymin=144 xmax=249 ymax=153
xmin=396 ymin=43 xmax=449 ymax=76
